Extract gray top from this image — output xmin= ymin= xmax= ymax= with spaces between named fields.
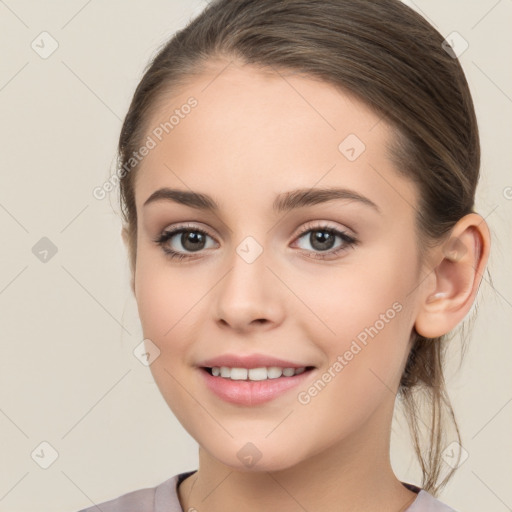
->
xmin=75 ymin=471 xmax=458 ymax=512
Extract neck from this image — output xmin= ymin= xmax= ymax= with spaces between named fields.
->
xmin=178 ymin=406 xmax=418 ymax=512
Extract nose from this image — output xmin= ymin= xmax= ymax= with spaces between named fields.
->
xmin=213 ymin=242 xmax=285 ymax=333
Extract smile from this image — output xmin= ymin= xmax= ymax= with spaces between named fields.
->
xmin=205 ymin=366 xmax=312 ymax=380
xmin=200 ymin=366 xmax=316 ymax=406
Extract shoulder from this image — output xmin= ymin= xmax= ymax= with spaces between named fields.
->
xmin=75 ymin=484 xmax=158 ymax=512
xmin=402 ymin=483 xmax=460 ymax=512
xmin=73 ymin=471 xmax=195 ymax=512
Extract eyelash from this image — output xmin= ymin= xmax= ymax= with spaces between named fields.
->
xmin=153 ymin=222 xmax=358 ymax=262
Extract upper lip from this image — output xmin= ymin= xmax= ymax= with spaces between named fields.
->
xmin=197 ymin=353 xmax=314 ymax=369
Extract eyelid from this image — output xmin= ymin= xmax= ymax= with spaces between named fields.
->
xmin=293 ymin=220 xmax=355 ymax=238
xmin=156 ymin=220 xmax=354 ymax=243
xmin=159 ymin=222 xmax=218 ymax=239
xmin=154 ymin=219 xmax=358 ymax=261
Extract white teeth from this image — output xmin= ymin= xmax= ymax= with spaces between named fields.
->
xmin=267 ymin=366 xmax=284 ymax=379
xmin=230 ymin=367 xmax=248 ymax=380
xmin=220 ymin=366 xmax=231 ymax=378
xmin=248 ymin=368 xmax=268 ymax=381
xmin=209 ymin=366 xmax=308 ymax=381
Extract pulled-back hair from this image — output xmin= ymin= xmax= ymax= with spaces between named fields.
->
xmin=118 ymin=0 xmax=480 ymax=495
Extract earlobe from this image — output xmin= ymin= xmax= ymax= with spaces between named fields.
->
xmin=414 ymin=213 xmax=490 ymax=339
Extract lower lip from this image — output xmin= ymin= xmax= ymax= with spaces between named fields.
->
xmin=199 ymin=367 xmax=315 ymax=406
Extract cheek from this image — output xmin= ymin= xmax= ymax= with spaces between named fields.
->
xmin=294 ymin=245 xmax=416 ymax=341
xmin=133 ymin=256 xmax=207 ymax=423
xmin=289 ymin=288 xmax=413 ymax=446
xmin=135 ymin=264 xmax=172 ymax=341
xmin=293 ymin=245 xmax=417 ymax=396
xmin=134 ymin=253 xmax=202 ymax=354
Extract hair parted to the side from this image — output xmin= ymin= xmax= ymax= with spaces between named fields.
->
xmin=118 ymin=0 xmax=480 ymax=496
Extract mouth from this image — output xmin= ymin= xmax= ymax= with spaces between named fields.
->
xmin=198 ymin=365 xmax=317 ymax=406
xmin=201 ymin=366 xmax=316 ymax=380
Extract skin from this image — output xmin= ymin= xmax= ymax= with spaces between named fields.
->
xmin=123 ymin=59 xmax=490 ymax=512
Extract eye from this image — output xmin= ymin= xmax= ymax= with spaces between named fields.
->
xmin=153 ymin=222 xmax=358 ymax=261
xmin=153 ymin=224 xmax=217 ymax=260
xmin=293 ymin=223 xmax=358 ymax=260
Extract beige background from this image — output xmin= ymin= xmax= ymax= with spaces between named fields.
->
xmin=0 ymin=1 xmax=510 ymax=511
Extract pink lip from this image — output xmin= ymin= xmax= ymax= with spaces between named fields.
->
xmin=199 ymin=367 xmax=315 ymax=406
xmin=197 ymin=353 xmax=312 ymax=369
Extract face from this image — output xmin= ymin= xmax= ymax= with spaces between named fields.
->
xmin=131 ymin=60 xmax=426 ymax=471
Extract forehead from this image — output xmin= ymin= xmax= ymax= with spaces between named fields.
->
xmin=134 ymin=61 xmax=417 ymax=218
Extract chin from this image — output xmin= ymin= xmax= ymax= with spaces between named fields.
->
xmin=204 ymin=439 xmax=304 ymax=473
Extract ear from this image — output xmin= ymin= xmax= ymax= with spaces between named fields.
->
xmin=121 ymin=226 xmax=136 ymax=296
xmin=414 ymin=213 xmax=491 ymax=338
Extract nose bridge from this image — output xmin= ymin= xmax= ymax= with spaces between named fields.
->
xmin=214 ymin=233 xmax=283 ymax=327
xmin=223 ymin=235 xmax=270 ymax=304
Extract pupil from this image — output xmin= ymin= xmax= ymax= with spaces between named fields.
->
xmin=182 ymin=231 xmax=205 ymax=251
xmin=312 ymin=230 xmax=334 ymax=250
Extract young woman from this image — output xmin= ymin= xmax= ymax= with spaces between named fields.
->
xmin=78 ymin=0 xmax=490 ymax=510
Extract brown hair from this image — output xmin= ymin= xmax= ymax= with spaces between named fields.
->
xmin=118 ymin=0 xmax=480 ymax=496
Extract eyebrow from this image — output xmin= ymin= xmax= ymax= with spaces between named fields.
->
xmin=143 ymin=187 xmax=381 ymax=214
